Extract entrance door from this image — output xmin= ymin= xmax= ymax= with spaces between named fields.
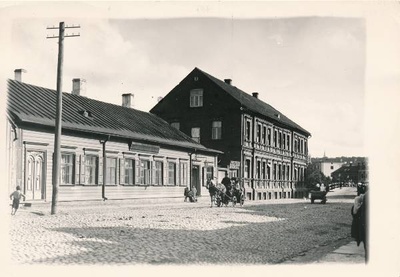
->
xmin=25 ymin=151 xmax=45 ymax=200
xmin=191 ymin=165 xmax=200 ymax=196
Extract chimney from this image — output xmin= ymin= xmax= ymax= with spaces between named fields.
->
xmin=252 ymin=92 xmax=259 ymax=99
xmin=72 ymin=78 xmax=86 ymax=96
xmin=122 ymin=93 xmax=134 ymax=108
xmin=224 ymin=79 xmax=232 ymax=85
xmin=14 ymin=69 xmax=27 ymax=82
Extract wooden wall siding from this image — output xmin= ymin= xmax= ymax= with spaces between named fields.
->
xmin=19 ymin=129 xmax=215 ymax=201
xmin=58 ymin=185 xmax=183 ymax=201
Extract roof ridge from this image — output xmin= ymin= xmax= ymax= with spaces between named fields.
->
xmin=195 ymin=68 xmax=310 ymax=136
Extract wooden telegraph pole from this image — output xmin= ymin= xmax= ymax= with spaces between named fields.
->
xmin=47 ymin=22 xmax=80 ymax=214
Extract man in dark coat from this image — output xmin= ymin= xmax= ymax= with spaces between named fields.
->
xmin=351 ymin=191 xmax=368 ymax=263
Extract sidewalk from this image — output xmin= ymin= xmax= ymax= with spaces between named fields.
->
xmin=317 ymin=240 xmax=366 ymax=264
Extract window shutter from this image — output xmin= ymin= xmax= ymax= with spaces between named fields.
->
xmin=180 ymin=163 xmax=184 ymax=186
xmin=80 ymin=155 xmax=86 ymax=185
xmin=152 ymin=161 xmax=156 ymax=185
xmin=98 ymin=157 xmax=103 ymax=185
xmin=135 ymin=159 xmax=140 ymax=184
xmin=120 ymin=158 xmax=125 ymax=185
xmin=175 ymin=162 xmax=180 ymax=186
xmin=75 ymin=154 xmax=80 ymax=184
xmin=164 ymin=161 xmax=169 ymax=186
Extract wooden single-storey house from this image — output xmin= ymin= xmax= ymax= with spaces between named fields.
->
xmin=6 ymin=76 xmax=221 ymax=202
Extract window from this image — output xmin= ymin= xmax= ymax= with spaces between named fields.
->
xmin=256 ymin=160 xmax=261 ymax=179
xmin=155 ymin=161 xmax=163 ymax=185
xmin=139 ymin=160 xmax=151 ymax=185
xmin=191 ymin=127 xmax=200 ymax=143
xmin=171 ymin=122 xmax=180 ymax=130
xmin=274 ymin=130 xmax=277 ymax=147
xmin=205 ymin=166 xmax=213 ymax=182
xmin=212 ymin=121 xmax=222 ymax=140
xmin=256 ymin=124 xmax=261 ymax=143
xmin=283 ymin=134 xmax=286 ymax=149
xmin=268 ymin=128 xmax=271 ymax=145
xmin=168 ymin=162 xmax=176 ymax=185
xmin=262 ymin=126 xmax=267 ymax=144
xmin=124 ymin=159 xmax=134 ymax=185
xmin=181 ymin=163 xmax=188 ymax=185
xmin=246 ymin=120 xmax=251 ymax=141
xmin=85 ymin=155 xmax=97 ymax=185
xmin=287 ymin=135 xmax=290 ymax=150
xmin=278 ymin=164 xmax=282 ymax=180
xmin=330 ymin=165 xmax=334 ymax=170
xmin=244 ymin=159 xmax=251 ymax=178
xmin=279 ymin=132 xmax=282 ymax=148
xmin=273 ymin=164 xmax=277 ymax=180
xmin=61 ymin=153 xmax=74 ymax=185
xmin=282 ymin=164 xmax=286 ymax=180
xmin=106 ymin=157 xmax=117 ymax=185
xmin=267 ymin=164 xmax=271 ymax=179
xmin=262 ymin=161 xmax=266 ymax=179
xmin=190 ymin=89 xmax=203 ymax=107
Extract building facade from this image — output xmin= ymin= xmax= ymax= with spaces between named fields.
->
xmin=6 ymin=77 xmax=220 ymax=202
xmin=151 ymin=68 xmax=311 ymax=200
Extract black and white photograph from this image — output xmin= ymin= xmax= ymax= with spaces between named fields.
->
xmin=1 ymin=1 xmax=399 ymax=276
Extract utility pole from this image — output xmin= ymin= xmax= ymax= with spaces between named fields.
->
xmin=47 ymin=22 xmax=80 ymax=215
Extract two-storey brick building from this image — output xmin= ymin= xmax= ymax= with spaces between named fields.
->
xmin=151 ymin=68 xmax=311 ymax=200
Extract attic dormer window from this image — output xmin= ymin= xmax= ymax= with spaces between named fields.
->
xmin=275 ymin=113 xmax=281 ymax=119
xmin=194 ymin=76 xmax=199 ymax=81
xmin=80 ymin=110 xmax=93 ymax=118
xmin=190 ymin=89 xmax=203 ymax=107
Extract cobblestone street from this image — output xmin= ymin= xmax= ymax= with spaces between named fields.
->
xmin=8 ymin=188 xmax=357 ymax=265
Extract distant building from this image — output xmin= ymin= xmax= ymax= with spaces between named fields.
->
xmin=331 ymin=158 xmax=369 ymax=184
xmin=6 ymin=75 xmax=220 ymax=202
xmin=151 ymin=67 xmax=311 ymax=200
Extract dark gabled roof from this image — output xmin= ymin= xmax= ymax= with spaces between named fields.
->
xmin=195 ymin=68 xmax=311 ymax=136
xmin=7 ymin=79 xmax=221 ymax=154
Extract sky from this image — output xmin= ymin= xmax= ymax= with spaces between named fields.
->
xmin=0 ymin=1 xmax=395 ymax=159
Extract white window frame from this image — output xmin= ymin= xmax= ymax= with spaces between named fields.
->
xmin=168 ymin=162 xmax=176 ymax=185
xmin=124 ymin=158 xmax=134 ymax=185
xmin=154 ymin=161 xmax=163 ymax=185
xmin=211 ymin=121 xmax=222 ymax=140
xmin=191 ymin=127 xmax=201 ymax=143
xmin=85 ymin=155 xmax=98 ymax=185
xmin=61 ymin=153 xmax=74 ymax=185
xmin=190 ymin=89 xmax=203 ymax=107
xmin=106 ymin=157 xmax=117 ymax=185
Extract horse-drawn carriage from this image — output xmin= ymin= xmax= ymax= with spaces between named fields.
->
xmin=214 ymin=185 xmax=244 ymax=207
xmin=208 ymin=178 xmax=245 ymax=207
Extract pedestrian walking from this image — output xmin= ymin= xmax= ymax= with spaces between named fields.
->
xmin=10 ymin=185 xmax=25 ymax=215
xmin=206 ymin=178 xmax=217 ymax=207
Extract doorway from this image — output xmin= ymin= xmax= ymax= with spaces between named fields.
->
xmin=25 ymin=151 xmax=45 ymax=200
xmin=191 ymin=165 xmax=200 ymax=196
